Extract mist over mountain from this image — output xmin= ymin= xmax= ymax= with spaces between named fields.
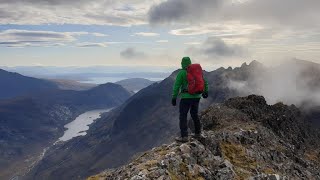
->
xmin=0 ymin=69 xmax=58 ymax=100
xmin=227 ymin=59 xmax=320 ymax=127
xmin=228 ymin=59 xmax=320 ymax=107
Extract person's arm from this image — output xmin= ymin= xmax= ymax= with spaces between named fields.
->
xmin=202 ymin=77 xmax=209 ymax=98
xmin=204 ymin=78 xmax=209 ymax=93
xmin=172 ymin=71 xmax=183 ymax=98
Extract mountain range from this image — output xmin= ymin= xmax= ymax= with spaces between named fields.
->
xmin=115 ymin=78 xmax=155 ymax=92
xmin=0 ymin=69 xmax=58 ymax=100
xmin=0 ymin=71 xmax=132 ymax=180
xmin=1 ymin=66 xmax=170 ymax=83
xmin=2 ymin=59 xmax=320 ymax=179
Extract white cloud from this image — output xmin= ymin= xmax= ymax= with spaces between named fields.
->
xmin=170 ymin=23 xmax=263 ymax=36
xmin=184 ymin=42 xmax=201 ymax=45
xmin=91 ymin=33 xmax=108 ymax=37
xmin=0 ymin=29 xmax=103 ymax=47
xmin=0 ymin=0 xmax=153 ymax=26
xmin=157 ymin=40 xmax=168 ymax=43
xmin=135 ymin=32 xmax=160 ymax=37
xmin=105 ymin=41 xmax=148 ymax=45
xmin=222 ymin=37 xmax=250 ymax=45
xmin=77 ymin=42 xmax=107 ymax=47
xmin=0 ymin=29 xmax=75 ymax=47
xmin=228 ymin=60 xmax=320 ymax=107
xmin=170 ymin=27 xmax=214 ymax=36
xmin=52 ymin=43 xmax=66 ymax=46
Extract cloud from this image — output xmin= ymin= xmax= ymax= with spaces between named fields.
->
xmin=170 ymin=23 xmax=262 ymax=36
xmin=105 ymin=41 xmax=147 ymax=45
xmin=3 ymin=0 xmax=91 ymax=6
xmin=157 ymin=40 xmax=169 ymax=43
xmin=148 ymin=0 xmax=222 ymax=25
xmin=83 ymin=12 xmax=146 ymax=26
xmin=184 ymin=42 xmax=201 ymax=45
xmin=120 ymin=47 xmax=146 ymax=59
xmin=0 ymin=0 xmax=151 ymax=26
xmin=135 ymin=32 xmax=160 ymax=37
xmin=91 ymin=33 xmax=108 ymax=37
xmin=0 ymin=29 xmax=75 ymax=47
xmin=148 ymin=0 xmax=320 ymax=29
xmin=189 ymin=37 xmax=246 ymax=57
xmin=170 ymin=27 xmax=214 ymax=36
xmin=0 ymin=29 xmax=100 ymax=47
xmin=1 ymin=0 xmax=319 ymax=29
xmin=227 ymin=60 xmax=320 ymax=107
xmin=227 ymin=0 xmax=320 ymax=28
xmin=77 ymin=42 xmax=107 ymax=47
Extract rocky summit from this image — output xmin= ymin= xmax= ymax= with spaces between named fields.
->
xmin=88 ymin=95 xmax=320 ymax=180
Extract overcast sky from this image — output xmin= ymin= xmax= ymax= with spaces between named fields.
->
xmin=0 ymin=0 xmax=320 ymax=69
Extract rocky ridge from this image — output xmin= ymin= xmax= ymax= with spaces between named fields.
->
xmin=88 ymin=95 xmax=320 ymax=180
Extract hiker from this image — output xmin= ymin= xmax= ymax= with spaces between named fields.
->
xmin=171 ymin=57 xmax=208 ymax=143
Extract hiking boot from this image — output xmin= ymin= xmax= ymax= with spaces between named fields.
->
xmin=193 ymin=133 xmax=204 ymax=139
xmin=175 ymin=136 xmax=189 ymax=143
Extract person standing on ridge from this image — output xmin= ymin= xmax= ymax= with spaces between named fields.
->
xmin=172 ymin=57 xmax=209 ymax=143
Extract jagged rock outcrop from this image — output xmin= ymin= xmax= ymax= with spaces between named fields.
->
xmin=88 ymin=95 xmax=320 ymax=180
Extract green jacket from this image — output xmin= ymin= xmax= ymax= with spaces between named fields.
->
xmin=172 ymin=57 xmax=209 ymax=99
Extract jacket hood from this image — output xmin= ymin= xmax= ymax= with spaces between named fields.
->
xmin=181 ymin=57 xmax=192 ymax=69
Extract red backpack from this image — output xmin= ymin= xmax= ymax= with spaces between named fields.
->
xmin=186 ymin=64 xmax=205 ymax=94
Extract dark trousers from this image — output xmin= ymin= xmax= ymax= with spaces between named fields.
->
xmin=179 ymin=98 xmax=201 ymax=137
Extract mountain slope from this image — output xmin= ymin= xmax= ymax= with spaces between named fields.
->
xmin=0 ymin=69 xmax=58 ymax=100
xmin=115 ymin=78 xmax=155 ymax=92
xmin=89 ymin=95 xmax=320 ymax=180
xmin=0 ymin=83 xmax=132 ymax=180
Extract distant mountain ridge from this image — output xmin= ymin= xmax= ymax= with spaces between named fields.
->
xmin=1 ymin=66 xmax=171 ymax=83
xmin=0 ymin=69 xmax=58 ymax=100
xmin=115 ymin=78 xmax=155 ymax=92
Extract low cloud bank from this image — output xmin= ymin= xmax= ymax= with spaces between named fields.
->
xmin=228 ymin=60 xmax=320 ymax=107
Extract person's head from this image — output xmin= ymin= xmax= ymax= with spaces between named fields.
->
xmin=181 ymin=57 xmax=192 ymax=69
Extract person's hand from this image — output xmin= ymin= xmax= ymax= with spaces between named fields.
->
xmin=202 ymin=92 xmax=208 ymax=99
xmin=171 ymin=98 xmax=177 ymax=106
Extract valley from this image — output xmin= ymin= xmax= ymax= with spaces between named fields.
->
xmin=0 ymin=70 xmax=132 ymax=180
